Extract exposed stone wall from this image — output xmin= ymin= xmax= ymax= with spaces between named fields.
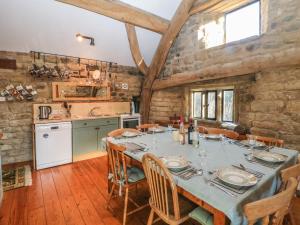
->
xmin=0 ymin=51 xmax=142 ymax=164
xmin=238 ymin=68 xmax=300 ymax=150
xmin=149 ymin=87 xmax=184 ymax=123
xmin=149 ymin=0 xmax=300 ymax=150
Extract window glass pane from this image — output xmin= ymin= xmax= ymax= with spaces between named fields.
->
xmin=193 ymin=92 xmax=202 ymax=118
xmin=207 ymin=91 xmax=216 ymax=119
xmin=225 ymin=1 xmax=260 ymax=43
xmin=223 ymin=90 xmax=234 ymax=121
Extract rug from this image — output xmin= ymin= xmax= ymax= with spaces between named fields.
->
xmin=2 ymin=165 xmax=32 ymax=191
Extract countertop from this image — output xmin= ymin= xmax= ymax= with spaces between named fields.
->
xmin=33 ymin=115 xmax=121 ymax=124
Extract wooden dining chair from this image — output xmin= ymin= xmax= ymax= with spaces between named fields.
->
xmin=106 ymin=141 xmax=148 ymax=225
xmin=197 ymin=126 xmax=208 ymax=134
xmin=244 ymin=177 xmax=298 ymax=225
xmin=136 ymin=124 xmax=159 ymax=132
xmin=142 ymin=153 xmax=197 ymax=225
xmin=206 ymin=128 xmax=239 ymax=140
xmin=246 ymin=134 xmax=284 ymax=147
xmin=280 ymin=164 xmax=300 ymax=225
xmin=108 ymin=128 xmax=140 ymax=137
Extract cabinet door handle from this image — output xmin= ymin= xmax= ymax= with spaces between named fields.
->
xmin=95 ymin=127 xmax=100 ymax=130
xmin=83 ymin=123 xmax=87 ymax=126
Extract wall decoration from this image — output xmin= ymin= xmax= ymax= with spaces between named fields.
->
xmin=0 ymin=84 xmax=37 ymax=102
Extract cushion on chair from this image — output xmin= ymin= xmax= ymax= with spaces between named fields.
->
xmin=189 ymin=207 xmax=213 ymax=225
xmin=127 ymin=166 xmax=145 ymax=183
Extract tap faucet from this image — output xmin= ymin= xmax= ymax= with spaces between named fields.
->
xmin=89 ymin=107 xmax=102 ymax=117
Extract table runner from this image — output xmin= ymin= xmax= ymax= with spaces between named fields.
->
xmin=105 ymin=132 xmax=298 ymax=225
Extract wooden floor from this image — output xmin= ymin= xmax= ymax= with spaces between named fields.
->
xmin=0 ymin=156 xmax=194 ymax=225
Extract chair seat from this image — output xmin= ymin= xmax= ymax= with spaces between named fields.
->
xmin=189 ymin=207 xmax=213 ymax=225
xmin=127 ymin=166 xmax=145 ymax=183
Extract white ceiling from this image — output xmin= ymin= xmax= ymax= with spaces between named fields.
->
xmin=0 ymin=0 xmax=181 ymax=67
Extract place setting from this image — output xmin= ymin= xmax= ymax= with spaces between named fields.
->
xmin=205 ymin=165 xmax=262 ymax=197
xmin=160 ymin=156 xmax=203 ymax=180
xmin=244 ymin=150 xmax=288 ymax=169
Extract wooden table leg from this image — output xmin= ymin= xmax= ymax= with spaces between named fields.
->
xmin=213 ymin=210 xmax=227 ymax=225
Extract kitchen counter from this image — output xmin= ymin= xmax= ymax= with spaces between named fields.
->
xmin=33 ymin=115 xmax=122 ymax=124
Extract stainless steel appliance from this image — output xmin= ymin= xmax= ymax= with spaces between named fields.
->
xmin=120 ymin=114 xmax=141 ymax=129
xmin=39 ymin=106 xmax=52 ymax=119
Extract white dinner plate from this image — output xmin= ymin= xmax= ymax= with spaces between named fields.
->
xmin=205 ymin=134 xmax=222 ymax=140
xmin=148 ymin=127 xmax=165 ymax=133
xmin=241 ymin=140 xmax=266 ymax=147
xmin=253 ymin=151 xmax=287 ymax=163
xmin=216 ymin=167 xmax=258 ymax=188
xmin=122 ymin=131 xmax=139 ymax=138
xmin=161 ymin=156 xmax=189 ymax=170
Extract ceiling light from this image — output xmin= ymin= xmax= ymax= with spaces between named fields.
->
xmin=76 ymin=33 xmax=95 ymax=46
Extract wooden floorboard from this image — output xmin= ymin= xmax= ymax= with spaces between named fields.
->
xmin=0 ymin=156 xmax=195 ymax=225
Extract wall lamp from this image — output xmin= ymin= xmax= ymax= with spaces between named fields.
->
xmin=76 ymin=33 xmax=95 ymax=46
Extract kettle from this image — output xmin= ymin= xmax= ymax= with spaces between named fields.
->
xmin=39 ymin=106 xmax=52 ymax=120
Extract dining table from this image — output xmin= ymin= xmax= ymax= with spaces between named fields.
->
xmin=106 ymin=131 xmax=299 ymax=225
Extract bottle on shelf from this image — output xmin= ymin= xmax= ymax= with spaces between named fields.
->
xmin=179 ymin=116 xmax=185 ymax=145
xmin=187 ymin=118 xmax=194 ymax=145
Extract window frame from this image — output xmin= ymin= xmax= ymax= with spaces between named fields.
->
xmin=221 ymin=89 xmax=235 ymax=122
xmin=192 ymin=91 xmax=203 ymax=119
xmin=205 ymin=90 xmax=217 ymax=121
xmin=224 ymin=0 xmax=261 ymax=43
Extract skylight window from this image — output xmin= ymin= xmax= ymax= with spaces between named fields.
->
xmin=225 ymin=1 xmax=260 ymax=43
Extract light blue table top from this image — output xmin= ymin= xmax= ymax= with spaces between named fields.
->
xmin=106 ymin=132 xmax=299 ymax=225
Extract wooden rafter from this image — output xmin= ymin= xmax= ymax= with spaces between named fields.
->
xmin=189 ymin=0 xmax=224 ymax=15
xmin=55 ymin=0 xmax=170 ymax=34
xmin=125 ymin=23 xmax=148 ymax=75
xmin=151 ymin=47 xmax=300 ymax=90
xmin=141 ymin=0 xmax=197 ymax=122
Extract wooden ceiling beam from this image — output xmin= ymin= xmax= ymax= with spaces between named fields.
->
xmin=125 ymin=23 xmax=148 ymax=75
xmin=189 ymin=0 xmax=224 ymax=15
xmin=55 ymin=0 xmax=170 ymax=34
xmin=152 ymin=47 xmax=300 ymax=90
xmin=141 ymin=0 xmax=197 ymax=122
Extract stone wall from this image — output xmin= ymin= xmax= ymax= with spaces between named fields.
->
xmin=0 ymin=51 xmax=142 ymax=164
xmin=149 ymin=0 xmax=300 ymax=150
xmin=149 ymin=87 xmax=184 ymax=122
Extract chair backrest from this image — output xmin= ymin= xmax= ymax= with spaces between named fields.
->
xmin=108 ymin=128 xmax=140 ymax=137
xmin=207 ymin=128 xmax=239 ymax=140
xmin=136 ymin=124 xmax=159 ymax=132
xmin=142 ymin=153 xmax=181 ymax=221
xmin=280 ymin=164 xmax=300 ymax=189
xmin=246 ymin=134 xmax=284 ymax=147
xmin=107 ymin=141 xmax=129 ymax=185
xmin=244 ymin=177 xmax=298 ymax=225
xmin=197 ymin=126 xmax=208 ymax=134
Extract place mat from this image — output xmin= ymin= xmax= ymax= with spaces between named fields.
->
xmin=121 ymin=142 xmax=146 ymax=152
xmin=2 ymin=165 xmax=32 ymax=191
xmin=246 ymin=157 xmax=282 ymax=169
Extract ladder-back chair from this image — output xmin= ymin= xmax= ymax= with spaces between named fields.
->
xmin=108 ymin=128 xmax=140 ymax=137
xmin=207 ymin=128 xmax=239 ymax=140
xmin=246 ymin=134 xmax=284 ymax=147
xmin=107 ymin=141 xmax=148 ymax=225
xmin=142 ymin=153 xmax=196 ymax=225
xmin=244 ymin=177 xmax=298 ymax=225
xmin=280 ymin=163 xmax=300 ymax=225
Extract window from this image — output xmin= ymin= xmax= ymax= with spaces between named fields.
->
xmin=192 ymin=89 xmax=235 ymax=122
xmin=193 ymin=92 xmax=202 ymax=118
xmin=225 ymin=1 xmax=260 ymax=43
xmin=207 ymin=91 xmax=216 ymax=120
xmin=222 ymin=90 xmax=234 ymax=122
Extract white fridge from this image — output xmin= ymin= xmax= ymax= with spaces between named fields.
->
xmin=35 ymin=122 xmax=72 ymax=170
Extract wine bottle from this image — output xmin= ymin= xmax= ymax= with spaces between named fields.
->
xmin=187 ymin=118 xmax=194 ymax=144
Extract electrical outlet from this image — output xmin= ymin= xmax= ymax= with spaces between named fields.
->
xmin=121 ymin=83 xmax=128 ymax=90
